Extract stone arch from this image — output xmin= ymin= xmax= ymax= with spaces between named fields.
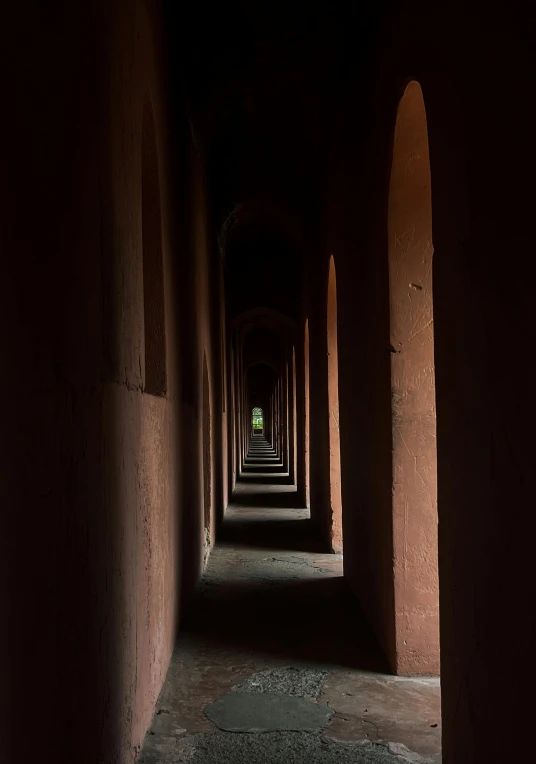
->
xmin=202 ymin=352 xmax=212 ymax=542
xmin=230 ymin=340 xmax=238 ymax=488
xmin=327 ymin=256 xmax=343 ymax=553
xmin=252 ymin=406 xmax=263 ymax=434
xmin=304 ymin=318 xmax=310 ymax=508
xmin=221 ymin=324 xmax=226 ymax=413
xmin=388 ymin=80 xmax=439 ymax=674
xmin=291 ymin=344 xmax=297 ymax=485
xmin=142 ymin=96 xmax=166 ymax=396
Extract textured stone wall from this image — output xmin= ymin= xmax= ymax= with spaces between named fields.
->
xmin=327 ymin=256 xmax=343 ymax=553
xmin=324 ymin=1 xmax=535 ymax=760
xmin=0 ymin=2 xmax=220 ymax=762
xmin=387 ymin=81 xmax=439 ymax=675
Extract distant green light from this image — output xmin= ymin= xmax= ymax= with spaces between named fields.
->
xmin=252 ymin=407 xmax=264 ymax=430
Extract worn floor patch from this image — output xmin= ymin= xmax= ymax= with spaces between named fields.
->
xmin=204 ymin=691 xmax=332 ymax=732
xmin=139 ymin=731 xmax=438 ymax=764
xmin=232 ymin=666 xmax=328 ymax=698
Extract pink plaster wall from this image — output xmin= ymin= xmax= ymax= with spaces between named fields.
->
xmin=388 ymin=81 xmax=439 ymax=674
xmin=327 ymin=256 xmax=343 ymax=553
xmin=324 ymin=2 xmax=536 ymax=760
xmin=304 ymin=320 xmax=311 ymax=507
xmin=0 ymin=2 xmax=209 ymax=762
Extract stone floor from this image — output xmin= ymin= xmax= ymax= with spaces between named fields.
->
xmin=139 ymin=438 xmax=441 ymax=763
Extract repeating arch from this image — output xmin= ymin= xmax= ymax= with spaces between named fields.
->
xmin=388 ymin=80 xmax=439 ymax=675
xmin=327 ymin=255 xmax=343 ymax=552
xmin=142 ymin=97 xmax=166 ymax=396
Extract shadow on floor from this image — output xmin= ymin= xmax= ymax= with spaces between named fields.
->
xmin=242 ymin=462 xmax=283 ymax=478
xmin=182 ymin=573 xmax=388 ymax=673
xmin=243 ymin=459 xmax=282 ymax=464
xmin=185 ymin=456 xmax=389 ymax=676
xmin=231 ymin=478 xmax=297 ymax=490
xmin=219 ymin=516 xmax=322 ymax=552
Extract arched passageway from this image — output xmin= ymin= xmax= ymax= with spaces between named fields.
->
xmin=251 ymin=406 xmax=263 ymax=434
xmin=327 ymin=256 xmax=343 ymax=553
xmin=303 ymin=318 xmax=311 ymax=508
xmin=9 ymin=4 xmax=533 ymax=763
xmin=388 ymin=80 xmax=439 ymax=674
xmin=142 ymin=98 xmax=167 ymax=396
xmin=202 ymin=352 xmax=212 ymax=565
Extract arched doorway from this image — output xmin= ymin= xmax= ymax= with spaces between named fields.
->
xmin=202 ymin=353 xmax=212 ymax=566
xmin=142 ymin=98 xmax=166 ymax=396
xmin=327 ymin=256 xmax=343 ymax=553
xmin=291 ymin=346 xmax=297 ymax=485
xmin=304 ymin=319 xmax=310 ymax=508
xmin=251 ymin=407 xmax=263 ymax=434
xmin=388 ymin=80 xmax=439 ymax=674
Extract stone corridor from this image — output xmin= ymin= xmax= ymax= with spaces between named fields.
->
xmin=3 ymin=3 xmax=534 ymax=763
xmin=139 ymin=438 xmax=441 ymax=763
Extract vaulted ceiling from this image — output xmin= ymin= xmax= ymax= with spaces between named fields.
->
xmin=175 ymin=0 xmax=346 ymax=218
xmin=164 ymin=0 xmax=372 ymax=376
xmin=166 ymin=0 xmax=349 ymax=330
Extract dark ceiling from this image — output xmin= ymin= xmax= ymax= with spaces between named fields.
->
xmin=164 ymin=0 xmax=381 ymax=358
xmin=173 ymin=0 xmax=347 ymax=217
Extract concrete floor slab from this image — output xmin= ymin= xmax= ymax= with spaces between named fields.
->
xmin=205 ymin=691 xmax=332 ymax=732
